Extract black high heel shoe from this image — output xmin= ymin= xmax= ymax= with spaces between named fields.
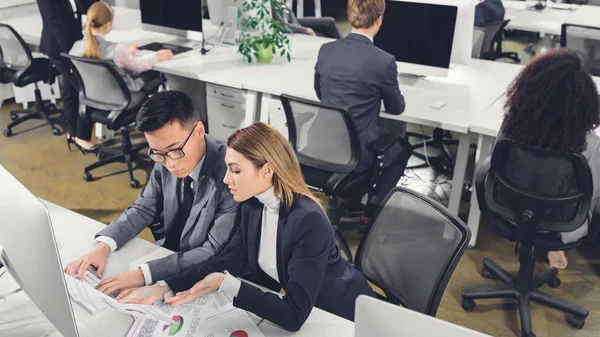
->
xmin=66 ymin=134 xmax=100 ymax=155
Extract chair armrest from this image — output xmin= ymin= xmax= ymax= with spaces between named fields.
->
xmin=141 ymin=76 xmax=166 ymax=94
xmin=368 ymin=132 xmax=403 ymax=154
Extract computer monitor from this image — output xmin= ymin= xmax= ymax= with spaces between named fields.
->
xmin=0 ymin=164 xmax=80 ymax=337
xmin=374 ymin=0 xmax=458 ymax=78
xmin=374 ymin=0 xmax=475 ymax=79
xmin=140 ymin=0 xmax=203 ymax=38
xmin=355 ymin=295 xmax=492 ymax=337
xmin=206 ymin=0 xmax=242 ymax=44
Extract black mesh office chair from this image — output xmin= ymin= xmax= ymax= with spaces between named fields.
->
xmin=0 ymin=24 xmax=63 ymax=137
xmin=61 ymin=53 xmax=165 ymax=188
xmin=561 ymin=24 xmax=600 ymax=76
xmin=355 ymin=187 xmax=471 ymax=316
xmin=280 ymin=94 xmax=406 ymax=263
xmin=461 ymin=139 xmax=590 ymax=337
xmin=480 ymin=20 xmax=521 ymax=63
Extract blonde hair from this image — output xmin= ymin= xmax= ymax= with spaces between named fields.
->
xmin=347 ymin=0 xmax=385 ymax=29
xmin=83 ymin=2 xmax=114 ymax=59
xmin=227 ymin=122 xmax=322 ymax=210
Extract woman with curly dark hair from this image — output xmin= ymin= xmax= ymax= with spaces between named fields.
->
xmin=500 ymin=48 xmax=600 ymax=270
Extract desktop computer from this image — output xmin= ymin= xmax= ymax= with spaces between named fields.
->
xmin=374 ymin=0 xmax=475 ymax=79
xmin=354 ymin=295 xmax=492 ymax=337
xmin=206 ymin=0 xmax=242 ymax=45
xmin=0 ymin=164 xmax=81 ymax=336
xmin=139 ymin=0 xmax=204 ymax=54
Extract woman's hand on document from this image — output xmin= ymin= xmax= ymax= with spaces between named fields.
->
xmin=117 ymin=283 xmax=171 ymax=305
xmin=164 ymin=272 xmax=225 ymax=306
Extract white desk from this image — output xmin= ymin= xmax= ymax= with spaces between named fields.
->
xmin=0 ymin=200 xmax=353 ymax=337
xmin=504 ymin=0 xmax=600 ymax=51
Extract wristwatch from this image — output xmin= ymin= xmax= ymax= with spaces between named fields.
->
xmin=157 ymin=280 xmax=168 ymax=288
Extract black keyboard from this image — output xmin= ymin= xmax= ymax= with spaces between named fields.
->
xmin=138 ymin=42 xmax=192 ymax=55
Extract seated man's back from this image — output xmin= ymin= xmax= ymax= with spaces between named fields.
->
xmin=315 ymin=34 xmax=405 ymax=172
xmin=312 ymin=0 xmax=408 ymax=218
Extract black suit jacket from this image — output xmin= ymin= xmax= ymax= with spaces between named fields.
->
xmin=37 ymin=0 xmax=84 ymax=58
xmin=165 ymin=196 xmax=375 ymax=331
xmin=475 ymin=0 xmax=505 ymax=27
xmin=314 ymin=33 xmax=405 ymax=172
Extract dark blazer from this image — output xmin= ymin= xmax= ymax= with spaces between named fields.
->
xmin=165 ymin=196 xmax=376 ymax=331
xmin=97 ymin=135 xmax=238 ymax=281
xmin=475 ymin=0 xmax=505 ymax=27
xmin=314 ymin=33 xmax=406 ymax=172
xmin=36 ymin=0 xmax=84 ymax=58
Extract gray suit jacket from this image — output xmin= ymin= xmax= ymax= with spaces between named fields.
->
xmin=97 ymin=135 xmax=238 ymax=281
xmin=314 ymin=33 xmax=406 ymax=171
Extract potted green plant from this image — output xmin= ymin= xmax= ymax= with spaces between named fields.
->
xmin=236 ymin=0 xmax=292 ymax=64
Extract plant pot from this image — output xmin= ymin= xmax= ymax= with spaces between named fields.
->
xmin=256 ymin=43 xmax=273 ymax=64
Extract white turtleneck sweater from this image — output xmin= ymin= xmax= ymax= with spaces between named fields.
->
xmin=219 ymin=187 xmax=281 ymax=299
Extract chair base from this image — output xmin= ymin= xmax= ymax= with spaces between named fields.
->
xmin=83 ymin=127 xmax=149 ymax=188
xmin=407 ymin=128 xmax=456 ymax=173
xmin=461 ymin=253 xmax=588 ymax=337
xmin=4 ymin=88 xmax=63 ymax=137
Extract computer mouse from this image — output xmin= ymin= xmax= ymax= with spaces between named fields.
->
xmin=430 ymin=101 xmax=446 ymax=109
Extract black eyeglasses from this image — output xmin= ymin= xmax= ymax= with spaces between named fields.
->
xmin=147 ymin=124 xmax=197 ymax=163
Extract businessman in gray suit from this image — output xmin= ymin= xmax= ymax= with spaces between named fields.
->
xmin=65 ymin=91 xmax=238 ymax=295
xmin=314 ymin=0 xmax=410 ymax=220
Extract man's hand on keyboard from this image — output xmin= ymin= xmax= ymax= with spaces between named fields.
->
xmin=96 ymin=269 xmax=145 ymax=296
xmin=64 ymin=242 xmax=111 ymax=281
xmin=117 ymin=284 xmax=170 ymax=305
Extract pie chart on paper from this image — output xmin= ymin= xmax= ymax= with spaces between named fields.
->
xmin=230 ymin=331 xmax=249 ymax=337
xmin=162 ymin=316 xmax=184 ymax=336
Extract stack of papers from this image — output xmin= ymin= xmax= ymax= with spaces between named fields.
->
xmin=64 ymin=274 xmax=175 ymax=323
xmin=126 ymin=291 xmax=265 ymax=337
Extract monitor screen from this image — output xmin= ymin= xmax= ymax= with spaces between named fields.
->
xmin=374 ymin=1 xmax=457 ymax=70
xmin=141 ymin=0 xmax=203 ymax=33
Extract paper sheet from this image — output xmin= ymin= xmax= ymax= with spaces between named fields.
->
xmin=126 ymin=292 xmax=263 ymax=337
xmin=64 ymin=274 xmax=175 ymax=323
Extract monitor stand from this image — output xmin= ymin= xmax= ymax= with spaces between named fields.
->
xmin=0 ymin=246 xmax=23 ymax=308
xmin=165 ymin=37 xmax=201 ymax=49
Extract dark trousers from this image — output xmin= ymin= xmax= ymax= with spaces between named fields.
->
xmin=364 ymin=140 xmax=412 ymax=217
xmin=297 ymin=17 xmax=342 ymax=39
xmin=54 ymin=62 xmax=94 ymax=141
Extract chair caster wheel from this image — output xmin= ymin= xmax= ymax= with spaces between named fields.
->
xmin=3 ymin=129 xmax=12 ymax=137
xmin=52 ymin=128 xmax=61 ymax=136
xmin=481 ymin=266 xmax=494 ymax=280
xmin=83 ymin=172 xmax=93 ymax=182
xmin=129 ymin=179 xmax=140 ymax=189
xmin=10 ymin=114 xmax=18 ymax=121
xmin=567 ymin=315 xmax=585 ymax=329
xmin=547 ymin=276 xmax=561 ymax=288
xmin=461 ymin=298 xmax=475 ymax=311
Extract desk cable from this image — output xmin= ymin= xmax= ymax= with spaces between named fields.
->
xmin=201 ymin=23 xmax=224 ymax=55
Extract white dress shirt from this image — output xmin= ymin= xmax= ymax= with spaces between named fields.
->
xmin=219 ymin=187 xmax=280 ymax=299
xmin=94 ymin=155 xmax=205 ymax=285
